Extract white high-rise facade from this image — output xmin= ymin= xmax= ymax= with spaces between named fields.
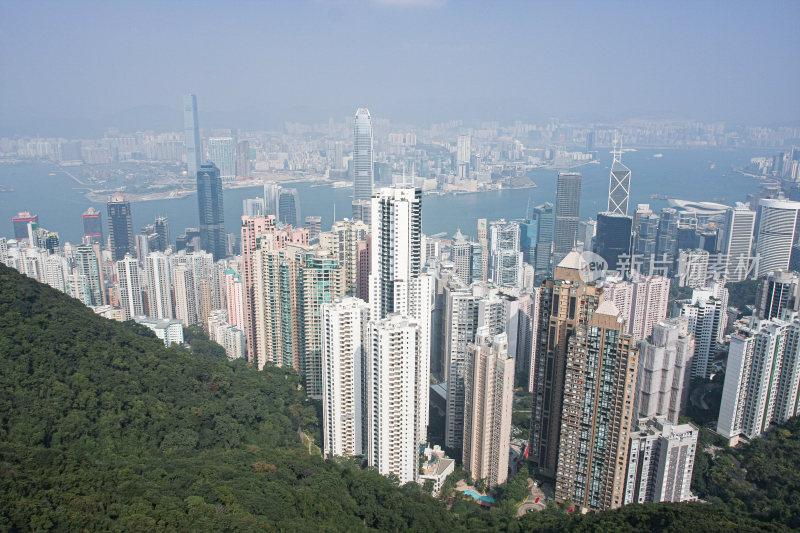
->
xmin=145 ymin=252 xmax=173 ymax=319
xmin=172 ymin=264 xmax=197 ymax=326
xmin=43 ymin=254 xmax=70 ymax=293
xmin=352 ymin=108 xmax=374 ymax=223
xmin=116 ymin=254 xmax=143 ymax=320
xmin=602 ymin=274 xmax=670 ymax=341
xmin=321 ymin=297 xmax=370 ymax=458
xmin=207 ymin=137 xmax=237 ymax=183
xmin=678 ymin=282 xmax=729 ymax=379
xmin=722 ymin=203 xmax=756 ymax=282
xmin=488 ymin=220 xmax=523 ymax=289
xmin=457 ymin=134 xmax=471 ymax=178
xmin=755 ymin=198 xmax=800 ymax=277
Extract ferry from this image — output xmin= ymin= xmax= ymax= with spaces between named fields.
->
xmin=653 ymin=153 xmax=663 ymax=158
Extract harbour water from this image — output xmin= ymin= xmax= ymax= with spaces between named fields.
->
xmin=0 ymin=148 xmax=773 ymax=245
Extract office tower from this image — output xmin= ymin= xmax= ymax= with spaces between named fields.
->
xmin=196 ymin=162 xmax=226 ymax=260
xmin=676 ymin=249 xmax=709 ymax=288
xmin=720 ymin=203 xmax=756 ymax=281
xmin=243 ymin=197 xmax=266 ymax=218
xmin=578 ymin=218 xmax=595 ymax=251
xmin=488 ymin=220 xmax=523 ymax=289
xmin=326 ymin=219 xmax=370 ymax=296
xmin=12 ymin=211 xmax=37 ymax=240
xmin=718 ymin=314 xmax=800 ymax=444
xmin=451 ymin=229 xmax=472 ymax=284
xmin=530 ymin=252 xmax=603 ymax=478
xmin=635 ymin=318 xmax=695 ymax=423
xmin=352 ymin=108 xmax=374 ymax=223
xmin=443 ymin=283 xmax=507 ymax=450
xmin=236 ymin=140 xmax=250 ymax=178
xmin=116 ymin=255 xmax=143 ymax=320
xmin=75 ymin=244 xmax=104 ymax=306
xmin=553 ymin=172 xmax=582 ymax=266
xmin=173 ymin=264 xmax=197 ymax=326
xmin=278 ymin=188 xmax=301 ymax=228
xmin=634 ymin=212 xmax=660 ymax=262
xmin=607 ymin=148 xmax=631 ymax=215
xmin=305 ymin=216 xmax=322 ymax=242
xmin=321 ymin=297 xmax=370 ymax=458
xmin=594 ymin=212 xmax=633 ymax=272
xmin=655 ymin=208 xmax=679 ymax=262
xmin=603 ymin=274 xmax=670 ymax=341
xmin=678 ymin=282 xmax=729 ymax=379
xmin=107 ymin=194 xmax=134 ymax=262
xmin=585 ymin=130 xmax=596 ymax=152
xmin=457 ymin=134 xmax=471 ymax=178
xmin=82 ymin=208 xmax=103 ymax=244
xmin=755 ymin=270 xmax=799 ymax=319
xmin=462 ymin=329 xmax=513 ymax=488
xmin=520 ymin=218 xmax=538 ymax=265
xmin=624 ymin=417 xmax=698 ymax=504
xmin=365 ymin=314 xmax=422 ymax=485
xmin=554 ymin=300 xmax=638 ymax=511
xmin=755 ymin=198 xmax=800 ymax=277
xmin=533 ymin=203 xmax=554 ymax=284
xmin=207 ymin=137 xmax=236 ymax=183
xmin=43 ymin=255 xmax=70 ymax=293
xmin=369 ymin=185 xmax=432 ymax=451
xmin=43 ymin=232 xmax=59 ymax=254
xmin=263 ymin=182 xmax=280 ymax=217
xmin=154 ymin=216 xmax=170 ymax=252
xmin=144 ymin=252 xmax=173 ymax=319
xmin=477 ymin=218 xmax=489 ymax=282
xmin=183 ymin=94 xmax=202 ymax=178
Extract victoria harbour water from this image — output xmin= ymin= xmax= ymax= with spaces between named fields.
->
xmin=0 ymin=148 xmax=773 ymax=245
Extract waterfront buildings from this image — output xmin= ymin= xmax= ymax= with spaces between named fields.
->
xmin=352 ymin=108 xmax=374 ymax=224
xmin=207 ymin=137 xmax=236 ymax=183
xmin=196 ymin=163 xmax=226 ymax=260
xmin=183 ymin=94 xmax=201 ymax=178
xmin=553 ymin=172 xmax=582 ymax=266
xmin=82 ymin=208 xmax=103 ymax=244
xmin=107 ymin=194 xmax=134 ymax=262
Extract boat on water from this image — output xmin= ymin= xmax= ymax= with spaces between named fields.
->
xmin=653 ymin=153 xmax=663 ymax=158
xmin=710 ymin=162 xmax=716 ymax=169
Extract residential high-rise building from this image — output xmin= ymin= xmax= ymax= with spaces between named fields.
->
xmin=602 ymin=274 xmax=671 ymax=341
xmin=116 ymin=255 xmax=143 ymax=320
xmin=325 ymin=219 xmax=370 ymax=296
xmin=462 ymin=329 xmax=514 ymax=488
xmin=678 ymin=282 xmax=729 ymax=379
xmin=207 ymin=137 xmax=236 ymax=183
xmin=154 ymin=216 xmax=170 ymax=252
xmin=43 ymin=254 xmax=69 ymax=293
xmin=676 ymin=248 xmax=710 ymax=288
xmin=553 ymin=172 xmax=582 ymax=266
xmin=755 ymin=198 xmax=800 ymax=277
xmin=477 ymin=218 xmax=489 ymax=282
xmin=530 ymin=251 xmax=603 ymax=479
xmin=533 ymin=202 xmax=554 ymax=284
xmin=718 ymin=314 xmax=800 ymax=444
xmin=365 ymin=314 xmax=423 ymax=485
xmin=554 ymin=300 xmax=638 ymax=511
xmin=183 ymin=94 xmax=202 ymax=178
xmin=224 ymin=269 xmax=245 ymax=329
xmin=624 ymin=417 xmax=698 ymax=504
xmin=594 ymin=212 xmax=633 ymax=272
xmin=321 ymin=297 xmax=370 ymax=458
xmin=278 ymin=187 xmax=301 ymax=227
xmin=240 ymin=215 xmax=278 ymax=360
xmin=305 ymin=216 xmax=322 ymax=242
xmin=196 ymin=162 xmax=226 ymax=260
xmin=488 ymin=219 xmax=523 ymax=289
xmin=144 ymin=252 xmax=173 ymax=319
xmin=755 ymin=269 xmax=799 ymax=320
xmin=75 ymin=244 xmax=104 ymax=307
xmin=82 ymin=207 xmax=103 ymax=244
xmin=352 ymin=108 xmax=374 ymax=224
xmin=172 ymin=264 xmax=197 ymax=326
xmin=107 ymin=194 xmax=134 ymax=262
xmin=456 ymin=134 xmax=471 ymax=178
xmin=634 ymin=318 xmax=695 ymax=422
xmin=721 ymin=203 xmax=756 ymax=281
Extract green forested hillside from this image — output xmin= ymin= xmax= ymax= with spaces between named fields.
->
xmin=0 ymin=263 xmax=793 ymax=532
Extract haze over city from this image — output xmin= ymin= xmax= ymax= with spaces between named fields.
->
xmin=1 ymin=0 xmax=798 ymax=136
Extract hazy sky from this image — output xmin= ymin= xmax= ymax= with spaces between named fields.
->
xmin=1 ymin=0 xmax=798 ymax=135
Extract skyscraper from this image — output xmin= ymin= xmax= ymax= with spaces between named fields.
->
xmin=477 ymin=218 xmax=489 ymax=283
xmin=12 ymin=211 xmax=38 ymax=240
xmin=678 ymin=282 xmax=729 ymax=379
xmin=154 ymin=216 xmax=170 ymax=252
xmin=107 ymin=194 xmax=134 ymax=262
xmin=755 ymin=198 xmax=800 ymax=277
xmin=607 ymin=148 xmax=632 ymax=215
xmin=144 ymin=252 xmax=173 ymax=319
xmin=172 ymin=264 xmax=197 ymax=326
xmin=553 ymin=172 xmax=582 ymax=266
xmin=183 ymin=94 xmax=201 ymax=178
xmin=352 ymin=108 xmax=374 ymax=224
xmin=82 ymin=207 xmax=103 ymax=244
xmin=721 ymin=203 xmax=756 ymax=281
xmin=325 ymin=218 xmax=370 ymax=297
xmin=278 ymin=188 xmax=301 ymax=227
xmin=533 ymin=202 xmax=554 ymax=284
xmin=457 ymin=134 xmax=471 ymax=178
xmin=755 ymin=270 xmax=799 ymax=320
xmin=462 ymin=329 xmax=514 ymax=488
xmin=488 ymin=220 xmax=523 ymax=289
xmin=305 ymin=216 xmax=322 ymax=242
xmin=196 ymin=163 xmax=226 ymax=260
xmin=116 ymin=255 xmax=143 ymax=320
xmin=594 ymin=212 xmax=633 ymax=272
xmin=75 ymin=244 xmax=104 ymax=307
xmin=321 ymin=297 xmax=370 ymax=458
xmin=554 ymin=301 xmax=638 ymax=511
xmin=207 ymin=137 xmax=237 ymax=183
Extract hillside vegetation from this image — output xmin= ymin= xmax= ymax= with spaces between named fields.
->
xmin=0 ymin=264 xmax=793 ymax=531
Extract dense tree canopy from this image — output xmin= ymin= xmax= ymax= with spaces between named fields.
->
xmin=0 ymin=264 xmax=795 ymax=531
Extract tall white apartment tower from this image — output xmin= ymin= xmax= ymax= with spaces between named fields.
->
xmin=755 ymin=198 xmax=800 ymax=277
xmin=352 ymin=108 xmax=374 ymax=224
xmin=488 ymin=220 xmax=523 ymax=289
xmin=144 ymin=252 xmax=173 ymax=319
xmin=116 ymin=254 xmax=143 ymax=320
xmin=365 ymin=314 xmax=422 ymax=485
xmin=321 ymin=297 xmax=370 ymax=458
xmin=721 ymin=203 xmax=756 ymax=282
